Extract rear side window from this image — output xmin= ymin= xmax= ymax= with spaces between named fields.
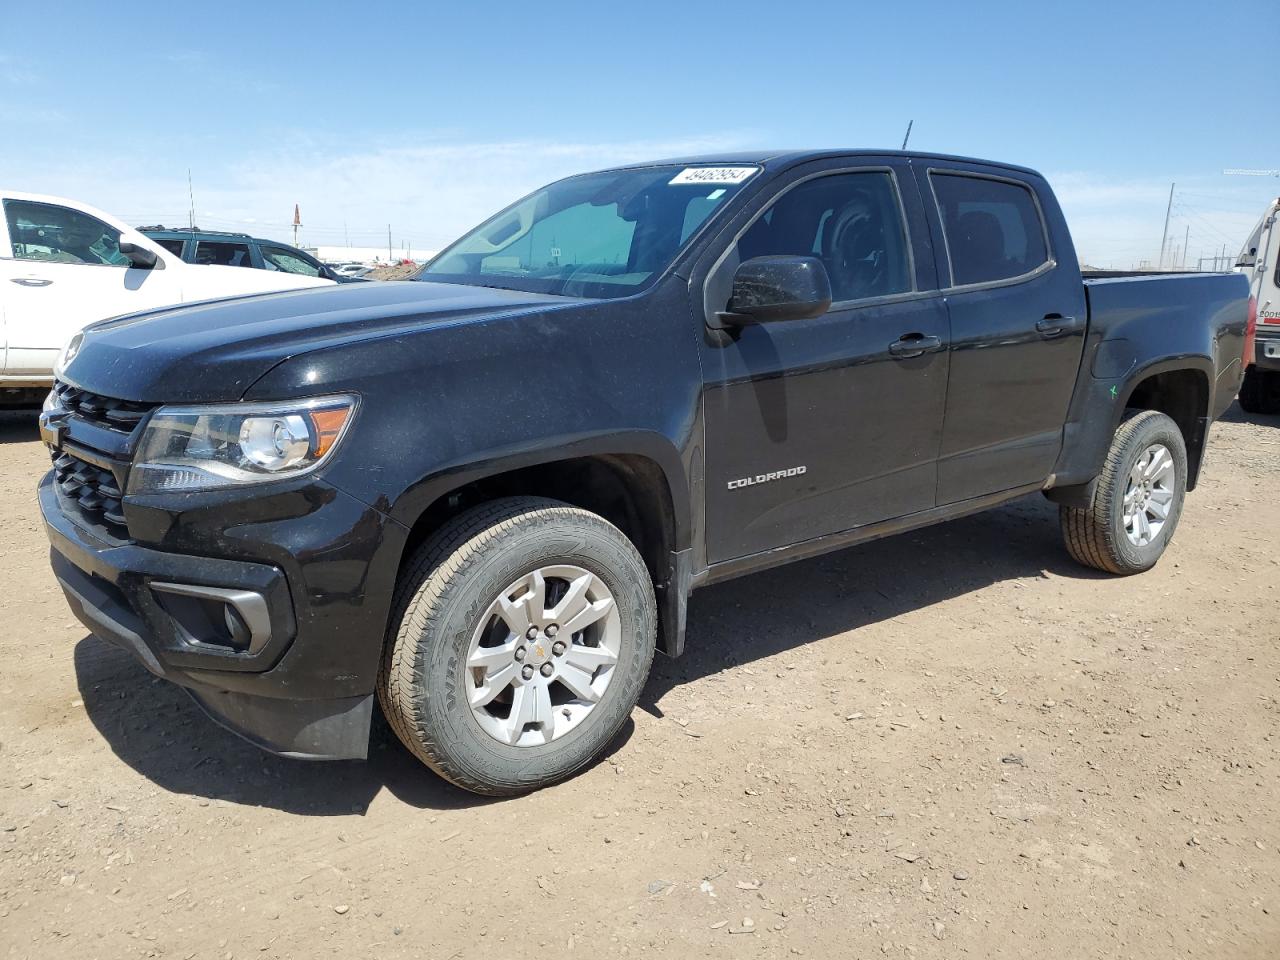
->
xmin=3 ymin=199 xmax=129 ymax=266
xmin=154 ymin=238 xmax=186 ymax=257
xmin=196 ymin=240 xmax=253 ymax=267
xmin=930 ymin=173 xmax=1049 ymax=286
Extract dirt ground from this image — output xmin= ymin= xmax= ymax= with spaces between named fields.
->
xmin=1 ymin=404 xmax=1277 ymax=960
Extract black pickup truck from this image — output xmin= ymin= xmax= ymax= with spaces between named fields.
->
xmin=38 ymin=150 xmax=1252 ymax=795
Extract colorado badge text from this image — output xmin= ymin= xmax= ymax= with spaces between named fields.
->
xmin=727 ymin=466 xmax=807 ymax=490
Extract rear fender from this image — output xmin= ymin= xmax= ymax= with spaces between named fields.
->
xmin=1049 ymin=354 xmax=1214 ymax=501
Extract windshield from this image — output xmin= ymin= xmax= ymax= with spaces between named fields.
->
xmin=419 ymin=165 xmax=758 ymax=298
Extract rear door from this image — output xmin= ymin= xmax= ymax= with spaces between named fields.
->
xmin=918 ymin=165 xmax=1088 ymax=504
xmin=698 ymin=158 xmax=951 ymax=562
xmin=0 ymin=198 xmax=184 ymax=378
xmin=194 ymin=239 xmax=254 ymax=268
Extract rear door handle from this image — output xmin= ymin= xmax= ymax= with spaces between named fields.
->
xmin=1036 ymin=314 xmax=1083 ymax=338
xmin=10 ymin=277 xmax=52 ymax=287
xmin=888 ymin=333 xmax=943 ymax=359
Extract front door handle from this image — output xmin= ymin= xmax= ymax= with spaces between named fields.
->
xmin=1036 ymin=314 xmax=1083 ymax=338
xmin=888 ymin=333 xmax=943 ymax=359
xmin=10 ymin=277 xmax=52 ymax=287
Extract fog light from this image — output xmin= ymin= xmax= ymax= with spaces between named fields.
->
xmin=223 ymin=603 xmax=252 ymax=649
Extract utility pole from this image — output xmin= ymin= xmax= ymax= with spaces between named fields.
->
xmin=1158 ymin=182 xmax=1175 ymax=270
xmin=1182 ymin=225 xmax=1189 ymax=270
xmin=187 ymin=169 xmax=196 ymax=233
xmin=387 ymin=224 xmax=393 ymax=262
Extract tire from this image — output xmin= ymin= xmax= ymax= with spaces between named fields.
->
xmin=1238 ymin=366 xmax=1280 ymax=415
xmin=1060 ymin=410 xmax=1188 ymax=575
xmin=378 ymin=497 xmax=656 ymax=796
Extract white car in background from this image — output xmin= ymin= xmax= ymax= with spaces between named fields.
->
xmin=0 ymin=191 xmax=334 ymax=397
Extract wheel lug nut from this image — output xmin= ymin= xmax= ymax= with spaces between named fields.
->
xmin=540 ymin=663 xmax=554 ymax=677
xmin=546 ymin=624 xmax=559 ymax=638
xmin=525 ymin=626 xmax=538 ymax=640
xmin=514 ymin=646 xmax=527 ymax=661
xmin=521 ymin=664 xmax=534 ymax=680
xmin=552 ymin=641 xmax=566 ymax=656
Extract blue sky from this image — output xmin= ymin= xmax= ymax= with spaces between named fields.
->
xmin=2 ymin=0 xmax=1276 ymax=267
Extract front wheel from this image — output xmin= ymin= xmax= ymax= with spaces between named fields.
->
xmin=1060 ymin=410 xmax=1188 ymax=575
xmin=378 ymin=497 xmax=656 ymax=796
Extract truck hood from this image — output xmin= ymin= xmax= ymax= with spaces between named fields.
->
xmin=60 ymin=280 xmax=578 ymax=403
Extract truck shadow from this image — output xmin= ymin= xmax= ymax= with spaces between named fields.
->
xmin=74 ymin=492 xmax=1097 ymax=815
xmin=1219 ymin=401 xmax=1280 ymax=426
xmin=73 ymin=637 xmax=636 ymax=815
xmin=641 ymin=492 xmax=1103 ymax=710
xmin=0 ymin=409 xmax=40 ymax=444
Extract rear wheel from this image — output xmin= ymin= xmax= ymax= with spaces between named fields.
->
xmin=1238 ymin=366 xmax=1280 ymax=415
xmin=1060 ymin=410 xmax=1187 ymax=574
xmin=378 ymin=497 xmax=656 ymax=796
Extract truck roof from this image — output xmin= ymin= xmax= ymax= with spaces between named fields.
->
xmin=140 ymin=227 xmax=254 ymax=240
xmin=602 ymin=149 xmax=1044 ymax=179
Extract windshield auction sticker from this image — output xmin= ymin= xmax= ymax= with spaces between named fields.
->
xmin=669 ymin=167 xmax=758 ymax=185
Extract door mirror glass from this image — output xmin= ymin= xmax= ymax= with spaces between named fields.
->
xmin=118 ymin=241 xmax=160 ymax=270
xmin=721 ymin=255 xmax=832 ymax=325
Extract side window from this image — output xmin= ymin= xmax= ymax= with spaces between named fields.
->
xmin=261 ymin=245 xmax=323 ymax=277
xmin=3 ymin=199 xmax=129 ymax=266
xmin=736 ymin=172 xmax=912 ymax=302
xmin=196 ymin=240 xmax=253 ymax=267
xmin=930 ymin=173 xmax=1049 ymax=286
xmin=154 ymin=238 xmax=186 ymax=257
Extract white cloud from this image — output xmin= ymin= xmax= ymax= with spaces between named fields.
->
xmin=1048 ymin=170 xmax=1272 ymax=269
xmin=7 ymin=136 xmax=1264 ymax=270
xmin=0 ymin=134 xmax=753 ymax=253
xmin=0 ymin=53 xmax=38 ymax=86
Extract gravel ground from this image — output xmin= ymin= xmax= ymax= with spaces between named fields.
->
xmin=1 ymin=404 xmax=1277 ymax=959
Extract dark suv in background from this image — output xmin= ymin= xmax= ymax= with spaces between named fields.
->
xmin=138 ymin=227 xmax=359 ymax=282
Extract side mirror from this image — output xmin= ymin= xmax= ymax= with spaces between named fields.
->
xmin=119 ymin=241 xmax=161 ymax=270
xmin=719 ymin=255 xmax=832 ymax=325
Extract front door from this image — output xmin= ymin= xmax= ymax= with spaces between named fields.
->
xmin=699 ymin=162 xmax=950 ymax=563
xmin=0 ymin=198 xmax=182 ymax=377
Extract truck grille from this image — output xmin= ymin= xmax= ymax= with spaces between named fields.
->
xmin=52 ymin=451 xmax=127 ymax=528
xmin=51 ymin=380 xmax=153 ymax=431
xmin=47 ymin=380 xmax=158 ymax=538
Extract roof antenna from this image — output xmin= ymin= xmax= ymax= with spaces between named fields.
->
xmin=901 ymin=120 xmax=913 ymax=150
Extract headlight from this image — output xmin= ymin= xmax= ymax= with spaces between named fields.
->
xmin=127 ymin=395 xmax=357 ymax=494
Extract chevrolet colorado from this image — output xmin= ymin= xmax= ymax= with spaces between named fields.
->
xmin=38 ymin=151 xmax=1252 ymax=795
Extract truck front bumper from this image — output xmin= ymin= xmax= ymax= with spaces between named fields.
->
xmin=39 ymin=472 xmax=398 ymax=760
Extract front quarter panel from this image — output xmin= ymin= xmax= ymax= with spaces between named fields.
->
xmin=245 ymin=278 xmax=702 ymax=559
